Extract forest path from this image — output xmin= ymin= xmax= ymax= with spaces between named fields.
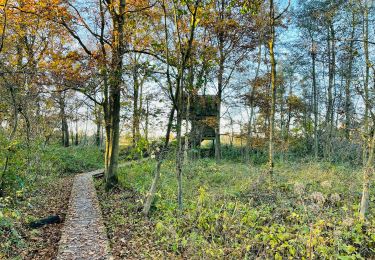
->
xmin=57 ymin=169 xmax=112 ymax=260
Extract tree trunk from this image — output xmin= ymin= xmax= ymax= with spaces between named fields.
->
xmin=176 ymin=104 xmax=183 ymax=210
xmin=145 ymin=98 xmax=149 ymax=142
xmin=359 ymin=129 xmax=375 ymax=219
xmin=345 ymin=13 xmax=355 ymax=140
xmin=132 ymin=63 xmax=140 ymax=146
xmin=215 ymin=44 xmax=224 ymax=162
xmin=246 ymin=97 xmax=254 ymax=161
xmin=96 ymin=121 xmax=101 ymax=147
xmin=362 ymin=2 xmax=369 ymax=164
xmin=142 ymin=0 xmax=176 ymax=216
xmin=246 ymin=45 xmax=262 ymax=162
xmin=268 ymin=0 xmax=276 ymax=175
xmin=311 ymin=38 xmax=318 ymax=159
xmin=143 ymin=107 xmax=175 ymax=216
xmin=95 ymin=104 xmax=102 ymax=147
xmin=215 ymin=0 xmax=225 ymax=163
xmin=59 ymin=92 xmax=69 ymax=147
xmin=325 ymin=23 xmax=335 ymax=158
xmin=75 ymin=107 xmax=79 ymax=146
xmin=70 ymin=129 xmax=74 ymax=146
xmin=104 ymin=0 xmax=126 ymax=190
xmin=105 ymin=84 xmax=121 ymax=189
xmin=184 ymin=93 xmax=190 ymax=162
xmin=172 ymin=0 xmax=199 ymax=208
xmin=286 ymin=82 xmax=292 ymax=143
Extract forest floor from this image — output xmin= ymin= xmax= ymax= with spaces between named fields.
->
xmin=96 ymin=157 xmax=375 ymax=259
xmin=0 ymin=175 xmax=73 ymax=259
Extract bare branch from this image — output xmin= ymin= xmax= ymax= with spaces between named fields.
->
xmin=60 ymin=18 xmax=93 ymax=56
xmin=68 ymin=2 xmax=112 ymax=46
xmin=275 ymin=0 xmax=290 ymax=20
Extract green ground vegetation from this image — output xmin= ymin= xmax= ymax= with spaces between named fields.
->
xmin=0 ymin=145 xmax=103 ymax=259
xmin=98 ymin=155 xmax=374 ymax=259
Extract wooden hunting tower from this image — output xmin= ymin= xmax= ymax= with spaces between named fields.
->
xmin=183 ymin=94 xmax=219 ymax=147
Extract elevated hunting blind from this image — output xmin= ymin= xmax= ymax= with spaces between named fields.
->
xmin=183 ymin=94 xmax=219 ymax=147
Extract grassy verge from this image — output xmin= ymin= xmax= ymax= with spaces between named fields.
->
xmin=97 ymin=158 xmax=375 ymax=259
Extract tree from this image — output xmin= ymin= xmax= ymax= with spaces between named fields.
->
xmin=172 ymin=0 xmax=201 ymax=210
xmin=40 ymin=0 xmax=157 ymax=189
xmin=205 ymin=0 xmax=258 ymax=162
xmin=267 ymin=0 xmax=290 ymax=175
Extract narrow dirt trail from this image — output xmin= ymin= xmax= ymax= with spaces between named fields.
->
xmin=57 ymin=169 xmax=112 ymax=260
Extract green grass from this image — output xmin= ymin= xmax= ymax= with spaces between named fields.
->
xmin=40 ymin=145 xmax=104 ymax=174
xmin=113 ymin=158 xmax=375 ymax=259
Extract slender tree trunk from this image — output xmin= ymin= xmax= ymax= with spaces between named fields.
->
xmin=311 ymin=38 xmax=318 ymax=159
xmin=176 ymin=100 xmax=183 ymax=210
xmin=286 ymin=82 xmax=292 ymax=143
xmin=145 ymin=98 xmax=149 ymax=142
xmin=325 ymin=23 xmax=335 ymax=158
xmin=132 ymin=63 xmax=140 ymax=146
xmin=142 ymin=0 xmax=175 ymax=216
xmin=215 ymin=41 xmax=224 ymax=162
xmin=246 ymin=98 xmax=254 ymax=161
xmin=95 ymin=104 xmax=102 ymax=147
xmin=139 ymin=80 xmax=143 ymax=139
xmin=247 ymin=45 xmax=262 ymax=162
xmin=96 ymin=121 xmax=101 ymax=147
xmin=229 ymin=116 xmax=234 ymax=147
xmin=75 ymin=106 xmax=79 ymax=146
xmin=336 ymin=72 xmax=344 ymax=130
xmin=215 ymin=0 xmax=225 ymax=163
xmin=280 ymin=87 xmax=286 ymax=161
xmin=70 ymin=129 xmax=74 ymax=145
xmin=103 ymin=68 xmax=110 ymax=182
xmin=184 ymin=93 xmax=190 ymax=162
xmin=83 ymin=107 xmax=89 ymax=145
xmin=184 ymin=57 xmax=195 ymax=161
xmin=345 ymin=13 xmax=355 ymax=140
xmin=63 ymin=120 xmax=69 ymax=147
xmin=59 ymin=92 xmax=69 ymax=147
xmin=302 ymin=89 xmax=309 ymax=141
xmin=362 ymin=2 xmax=369 ymax=164
xmin=173 ymin=0 xmax=200 ymax=209
xmin=359 ymin=129 xmax=375 ymax=219
xmin=143 ymin=107 xmax=175 ymax=216
xmin=268 ymin=0 xmax=276 ymax=175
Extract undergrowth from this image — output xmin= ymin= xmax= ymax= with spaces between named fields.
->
xmin=0 ymin=145 xmax=103 ymax=258
xmin=107 ymin=158 xmax=375 ymax=259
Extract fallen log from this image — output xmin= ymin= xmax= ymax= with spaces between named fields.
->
xmin=28 ymin=215 xmax=62 ymax=228
xmin=92 ymin=171 xmax=104 ymax=179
